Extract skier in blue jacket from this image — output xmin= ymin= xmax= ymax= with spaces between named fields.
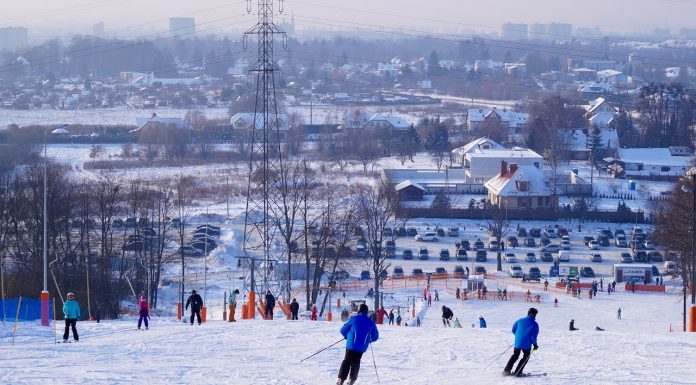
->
xmin=503 ymin=307 xmax=539 ymax=377
xmin=479 ymin=316 xmax=487 ymax=328
xmin=336 ymin=304 xmax=379 ymax=385
xmin=62 ymin=292 xmax=81 ymax=342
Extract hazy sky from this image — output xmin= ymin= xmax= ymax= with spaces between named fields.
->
xmin=3 ymin=0 xmax=695 ymax=38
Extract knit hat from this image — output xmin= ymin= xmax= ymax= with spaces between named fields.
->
xmin=358 ymin=304 xmax=369 ymax=314
xmin=528 ymin=307 xmax=538 ymax=317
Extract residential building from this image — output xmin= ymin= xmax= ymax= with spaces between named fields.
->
xmin=597 ymin=69 xmax=629 ymax=86
xmin=467 ymin=107 xmax=529 ymax=138
xmin=464 ymin=148 xmax=543 ymax=183
xmin=0 ymin=27 xmax=28 ymax=51
xmin=394 ymin=181 xmax=426 ymax=201
xmin=615 ymin=148 xmax=693 ymax=178
xmin=502 ymin=23 xmax=528 ymax=40
xmin=565 ymin=128 xmax=619 ymax=160
xmin=381 ymin=168 xmax=484 ymax=195
xmin=169 ymin=17 xmax=195 ymax=38
xmin=485 ymin=162 xmax=557 ymax=209
xmin=363 ymin=113 xmax=411 ymax=134
xmin=451 ymin=137 xmax=505 ymax=165
xmin=230 ymin=112 xmax=289 ymax=138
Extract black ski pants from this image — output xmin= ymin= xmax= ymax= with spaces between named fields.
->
xmin=291 ymin=310 xmax=298 ymax=320
xmin=63 ymin=318 xmax=79 ymax=341
xmin=338 ymin=349 xmax=364 ymax=382
xmin=265 ymin=305 xmax=274 ymax=319
xmin=504 ymin=348 xmax=530 ymax=375
xmin=190 ymin=308 xmax=201 ymax=324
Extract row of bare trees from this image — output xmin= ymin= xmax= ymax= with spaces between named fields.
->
xmin=0 ymin=161 xmax=199 ymax=318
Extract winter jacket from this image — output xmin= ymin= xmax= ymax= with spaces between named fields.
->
xmin=376 ymin=308 xmax=387 ymax=324
xmin=442 ymin=307 xmax=454 ymax=320
xmin=340 ymin=313 xmax=379 ymax=353
xmin=265 ymin=293 xmax=275 ymax=308
xmin=186 ymin=294 xmax=203 ymax=310
xmin=63 ymin=299 xmax=81 ymax=320
xmin=512 ymin=315 xmax=539 ymax=350
xmin=139 ymin=301 xmax=150 ymax=316
xmin=479 ymin=318 xmax=487 ymax=328
xmin=290 ymin=300 xmax=299 ymax=314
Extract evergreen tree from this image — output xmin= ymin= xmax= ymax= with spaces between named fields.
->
xmin=431 ymin=191 xmax=451 ymax=210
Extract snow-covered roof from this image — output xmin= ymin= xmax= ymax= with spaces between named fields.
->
xmin=597 ymin=69 xmax=623 ymax=77
xmin=452 ymin=137 xmax=505 ymax=157
xmin=618 ymin=148 xmax=693 ymax=167
xmin=394 ymin=180 xmax=426 ymax=192
xmin=366 ymin=113 xmax=410 ymax=129
xmin=230 ymin=112 xmax=289 ymax=131
xmin=586 ymin=97 xmax=617 ymax=115
xmin=51 ymin=128 xmax=69 ymax=134
xmin=466 ymin=148 xmax=543 ymax=160
xmin=568 ymin=128 xmax=619 ymax=151
xmin=485 ymin=165 xmax=551 ymax=197
xmin=467 ymin=108 xmax=529 ymax=128
xmin=589 ymin=112 xmax=616 ymax=127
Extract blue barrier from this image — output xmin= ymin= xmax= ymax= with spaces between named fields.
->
xmin=0 ymin=297 xmax=55 ymax=321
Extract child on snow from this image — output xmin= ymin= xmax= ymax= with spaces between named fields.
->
xmin=63 ymin=292 xmax=81 ymax=342
xmin=138 ymin=296 xmax=150 ymax=330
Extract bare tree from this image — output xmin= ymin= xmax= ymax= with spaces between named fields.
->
xmin=486 ymin=203 xmax=510 ymax=272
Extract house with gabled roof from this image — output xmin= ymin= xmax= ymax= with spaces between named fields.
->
xmin=364 ymin=113 xmax=411 ymax=133
xmin=485 ymin=161 xmax=557 ymax=209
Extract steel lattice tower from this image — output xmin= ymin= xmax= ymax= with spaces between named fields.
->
xmin=242 ymin=0 xmax=286 ymax=293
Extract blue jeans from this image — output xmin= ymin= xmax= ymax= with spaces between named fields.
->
xmin=138 ymin=310 xmax=149 ymax=328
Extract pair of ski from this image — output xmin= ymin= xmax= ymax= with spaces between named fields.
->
xmin=57 ymin=340 xmax=79 ymax=344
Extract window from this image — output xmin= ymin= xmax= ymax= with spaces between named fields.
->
xmin=516 ymin=181 xmax=529 ymax=192
xmin=537 ymin=197 xmax=543 ymax=206
xmin=661 ymin=166 xmax=670 ymax=172
xmin=533 ymin=162 xmax=540 ymax=169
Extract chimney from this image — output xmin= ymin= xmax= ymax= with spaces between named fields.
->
xmin=500 ymin=160 xmax=508 ymax=176
xmin=509 ymin=163 xmax=519 ymax=175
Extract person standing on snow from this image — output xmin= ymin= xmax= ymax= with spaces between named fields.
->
xmin=388 ymin=309 xmax=395 ymax=325
xmin=375 ymin=306 xmax=387 ymax=325
xmin=228 ymin=289 xmax=239 ymax=322
xmin=62 ymin=292 xmax=81 ymax=342
xmin=290 ymin=298 xmax=300 ymax=320
xmin=427 ymin=294 xmax=432 ymax=306
xmin=503 ymin=307 xmax=539 ymax=377
xmin=617 ymin=307 xmax=622 ymax=320
xmin=434 ymin=290 xmax=439 ymax=301
xmin=185 ymin=290 xmax=203 ymax=325
xmin=441 ymin=306 xmax=454 ymax=327
xmin=336 ymin=304 xmax=379 ymax=385
xmin=310 ymin=304 xmax=318 ymax=321
xmin=137 ymin=295 xmax=150 ymax=330
xmin=396 ymin=314 xmax=402 ymax=326
xmin=264 ymin=290 xmax=276 ymax=320
xmin=479 ymin=316 xmax=487 ymax=328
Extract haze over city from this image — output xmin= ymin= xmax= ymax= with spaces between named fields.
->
xmin=3 ymin=0 xmax=696 ymax=38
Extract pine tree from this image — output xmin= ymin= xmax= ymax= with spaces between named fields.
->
xmin=431 ymin=191 xmax=451 ymax=210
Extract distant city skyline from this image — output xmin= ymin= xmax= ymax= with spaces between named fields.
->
xmin=2 ymin=0 xmax=695 ymax=39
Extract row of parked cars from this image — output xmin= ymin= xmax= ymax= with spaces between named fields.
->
xmin=359 ymin=264 xmax=486 ymax=280
xmin=178 ymin=224 xmax=221 ymax=256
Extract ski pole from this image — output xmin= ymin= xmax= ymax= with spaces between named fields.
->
xmin=485 ymin=344 xmax=513 ymax=368
xmin=300 ymin=338 xmax=345 ymax=362
xmin=370 ymin=343 xmax=381 ymax=384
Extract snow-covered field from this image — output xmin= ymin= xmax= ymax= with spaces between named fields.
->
xmin=1 ymin=108 xmax=231 ymax=127
xmin=2 ymin=287 xmax=694 ymax=385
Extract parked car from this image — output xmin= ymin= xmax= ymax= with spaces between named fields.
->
xmin=448 ymin=227 xmax=459 ymax=237
xmin=419 ymin=247 xmax=429 ymax=260
xmin=407 ymin=228 xmax=418 ymax=236
xmin=330 ymin=270 xmax=351 ymax=281
xmin=504 ymin=253 xmax=517 ymax=263
xmin=473 ymin=239 xmax=485 ymax=250
xmin=599 ymin=229 xmax=614 ymax=239
xmin=385 ymin=240 xmax=395 ymax=250
xmin=394 ymin=227 xmax=407 ymax=236
xmin=436 ymin=228 xmax=445 ymax=238
xmin=524 ymin=237 xmax=536 ymax=247
xmin=402 ymin=249 xmax=414 ymax=260
xmin=561 ymin=240 xmax=571 ymax=250
xmin=590 ymin=253 xmax=602 ymax=263
xmin=393 ymin=266 xmax=404 ymax=277
xmin=615 ymin=236 xmax=628 ymax=248
xmin=633 ymin=250 xmax=649 ymax=262
xmin=360 ymin=270 xmax=371 ymax=280
xmin=527 ymin=266 xmax=542 ymax=281
xmin=113 ymin=219 xmax=125 ymax=228
xmin=383 ymin=227 xmax=393 ymax=237
xmin=439 ymin=249 xmax=451 ymax=261
xmin=541 ymin=244 xmax=561 ymax=253
xmin=529 ymin=228 xmax=542 ymax=238
xmin=509 ymin=264 xmax=523 ymax=278
xmin=517 ymin=227 xmax=528 ymax=237
xmin=179 ymin=245 xmax=203 ymax=256
xmin=475 ymin=250 xmax=488 ymax=262
xmin=434 ymin=267 xmax=447 ymax=275
xmin=549 ymin=265 xmax=559 ymax=277
xmin=474 ymin=265 xmax=487 ymax=275
xmin=544 ymin=228 xmax=557 ymax=238
xmin=460 ymin=240 xmax=471 ymax=250
xmin=456 ymin=248 xmax=468 ymax=261
xmin=663 ymin=261 xmax=677 ymax=275
xmin=412 ymin=268 xmax=424 ymax=277
xmin=580 ymin=266 xmax=595 ymax=278
xmin=195 ymin=227 xmax=220 ymax=237
xmin=415 ymin=232 xmax=438 ymax=242
xmin=644 ymin=240 xmax=655 ymax=250
xmin=506 ymin=236 xmax=519 ymax=247
xmin=557 ymin=251 xmax=570 ymax=262
xmin=189 ymin=241 xmax=216 ymax=252
xmin=620 ymin=253 xmax=633 ymax=263
xmin=557 ymin=228 xmax=569 ymax=237
xmin=588 ymin=240 xmax=600 ymax=250
xmin=525 ymin=252 xmax=537 ymax=262
xmin=629 ymin=240 xmax=645 ymax=250
xmin=615 ymin=229 xmax=625 ymax=237
xmin=379 ymin=270 xmax=388 ymax=279
xmin=650 ymin=251 xmax=664 ymax=262
xmin=583 ymin=236 xmax=595 ymax=246
xmin=540 ymin=237 xmax=551 ymax=246
xmin=454 ymin=265 xmax=465 ymax=277
xmin=541 ymin=252 xmax=554 ymax=262
xmin=652 ymin=265 xmax=661 ymax=278
xmin=488 ymin=238 xmax=500 ymax=251
xmin=598 ymin=236 xmax=610 ymax=247
xmin=197 ymin=224 xmax=221 ymax=231
xmin=561 ymin=235 xmax=570 ymax=242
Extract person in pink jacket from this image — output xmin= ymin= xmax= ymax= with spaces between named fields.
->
xmin=138 ymin=296 xmax=150 ymax=330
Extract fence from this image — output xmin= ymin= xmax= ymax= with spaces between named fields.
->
xmin=0 ymin=297 xmax=54 ymax=321
xmin=401 ymin=207 xmax=646 ymax=223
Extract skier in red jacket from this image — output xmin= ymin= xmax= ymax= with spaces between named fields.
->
xmin=138 ymin=296 xmax=150 ymax=330
xmin=375 ymin=306 xmax=387 ymax=325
